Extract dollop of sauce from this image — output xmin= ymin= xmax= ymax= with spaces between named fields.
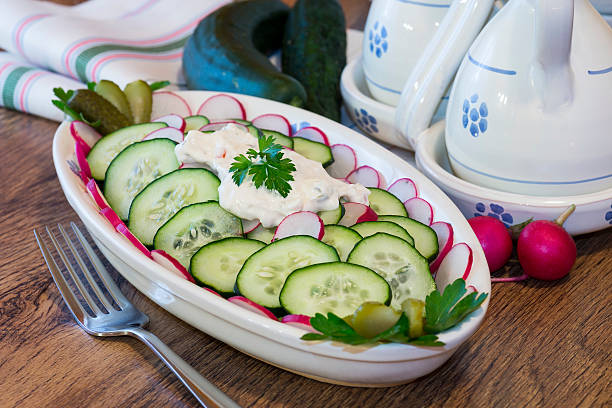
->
xmin=175 ymin=124 xmax=369 ymax=228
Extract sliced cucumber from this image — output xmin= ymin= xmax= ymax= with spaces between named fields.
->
xmin=367 ymin=188 xmax=408 ymax=216
xmin=259 ymin=128 xmax=294 ymax=148
xmin=280 ymin=262 xmax=391 ymax=317
xmin=184 ymin=115 xmax=209 ymax=132
xmin=377 ymin=215 xmax=439 ymax=261
xmin=154 ymin=201 xmax=243 ymax=267
xmin=236 ymin=236 xmax=339 ymax=309
xmin=347 ymin=233 xmax=435 ymax=308
xmin=87 ymin=122 xmax=167 ymax=180
xmin=318 ymin=203 xmax=344 ymax=225
xmin=292 ymin=137 xmax=333 ymax=167
xmin=246 ymin=224 xmax=275 ymax=243
xmin=321 ymin=225 xmax=361 ymax=261
xmin=104 ymin=139 xmax=179 ymax=220
xmin=190 ymin=237 xmax=265 ymax=294
xmin=128 ymin=168 xmax=220 ymax=245
xmin=350 ymin=221 xmax=414 ymax=246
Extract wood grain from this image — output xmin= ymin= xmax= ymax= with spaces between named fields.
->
xmin=1 ymin=1 xmax=611 ymax=407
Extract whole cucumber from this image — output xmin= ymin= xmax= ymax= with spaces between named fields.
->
xmin=282 ymin=0 xmax=347 ymax=121
xmin=183 ymin=0 xmax=307 ymax=107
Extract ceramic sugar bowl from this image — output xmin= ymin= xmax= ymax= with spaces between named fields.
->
xmin=397 ymin=0 xmax=612 ymax=196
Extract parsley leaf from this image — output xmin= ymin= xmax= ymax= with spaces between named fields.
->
xmin=149 ymin=80 xmax=170 ymax=91
xmin=300 ymin=278 xmax=487 ymax=347
xmin=229 ymin=135 xmax=296 ymax=197
xmin=51 ymin=87 xmax=100 ymax=127
xmin=424 ymin=278 xmax=488 ymax=333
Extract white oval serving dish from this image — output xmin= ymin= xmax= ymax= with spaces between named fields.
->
xmin=416 ymin=121 xmax=612 ymax=235
xmin=53 ymin=90 xmax=490 ymax=387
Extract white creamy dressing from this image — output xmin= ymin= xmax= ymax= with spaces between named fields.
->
xmin=175 ymin=124 xmax=370 ymax=228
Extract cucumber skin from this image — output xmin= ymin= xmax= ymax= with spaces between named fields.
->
xmin=183 ymin=0 xmax=307 ymax=107
xmin=282 ymin=0 xmax=347 ymax=121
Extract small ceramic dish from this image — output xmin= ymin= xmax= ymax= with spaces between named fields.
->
xmin=53 ymin=90 xmax=490 ymax=387
xmin=415 ymin=121 xmax=612 ymax=235
xmin=340 ymin=56 xmax=409 ymax=149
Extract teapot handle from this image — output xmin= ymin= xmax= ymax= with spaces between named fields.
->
xmin=394 ymin=0 xmax=496 ymax=149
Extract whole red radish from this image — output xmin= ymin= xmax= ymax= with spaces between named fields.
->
xmin=468 ymin=216 xmax=512 ymax=272
xmin=517 ymin=205 xmax=576 ymax=281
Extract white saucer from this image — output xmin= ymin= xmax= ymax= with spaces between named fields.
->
xmin=415 ymin=121 xmax=612 ymax=236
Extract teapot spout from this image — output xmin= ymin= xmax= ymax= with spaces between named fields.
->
xmin=533 ymin=0 xmax=574 ymax=111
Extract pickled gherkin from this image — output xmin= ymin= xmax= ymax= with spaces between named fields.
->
xmin=67 ymin=89 xmax=130 ymax=134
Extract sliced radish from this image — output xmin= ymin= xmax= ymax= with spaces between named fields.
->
xmin=75 ymin=140 xmax=91 ymax=182
xmin=242 ymin=219 xmax=261 ymax=234
xmin=281 ymin=314 xmax=317 ymax=332
xmin=152 ymin=114 xmax=186 ymax=132
xmin=86 ymin=178 xmax=109 ymax=209
xmin=338 ymin=202 xmax=378 ymax=226
xmin=327 ymin=144 xmax=357 ymax=179
xmin=273 ymin=211 xmax=324 ymax=241
xmin=346 ymin=165 xmax=383 ymax=188
xmin=293 ymin=126 xmax=329 ymax=145
xmin=100 ymin=207 xmax=125 ymax=228
xmin=70 ymin=121 xmax=101 ymax=152
xmin=251 ymin=113 xmax=291 ymax=136
xmin=429 ymin=221 xmax=454 ymax=273
xmin=151 ymin=249 xmax=195 ymax=283
xmin=203 ymin=287 xmax=222 ymax=297
xmin=199 ymin=121 xmax=248 ymax=133
xmin=197 ymin=94 xmax=246 ymax=121
xmin=387 ymin=178 xmax=418 ymax=202
xmin=116 ymin=223 xmax=152 ymax=258
xmin=404 ymin=197 xmax=434 ymax=225
xmin=227 ymin=296 xmax=277 ymax=320
xmin=151 ymin=91 xmax=192 ymax=118
xmin=142 ymin=126 xmax=184 ymax=143
xmin=434 ymin=243 xmax=473 ymax=290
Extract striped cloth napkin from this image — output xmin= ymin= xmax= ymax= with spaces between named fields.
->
xmin=0 ymin=0 xmax=232 ymax=121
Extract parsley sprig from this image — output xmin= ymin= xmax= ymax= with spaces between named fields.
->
xmin=301 ymin=278 xmax=487 ymax=347
xmin=229 ymin=135 xmax=296 ymax=197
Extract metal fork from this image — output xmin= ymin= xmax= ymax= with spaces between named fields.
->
xmin=35 ymin=223 xmax=240 ymax=408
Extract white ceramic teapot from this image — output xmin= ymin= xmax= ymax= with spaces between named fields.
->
xmin=396 ymin=0 xmax=612 ymax=196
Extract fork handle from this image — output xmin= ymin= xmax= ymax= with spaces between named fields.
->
xmin=127 ymin=327 xmax=241 ymax=408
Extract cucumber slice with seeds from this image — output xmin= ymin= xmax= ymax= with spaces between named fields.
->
xmin=246 ymin=224 xmax=275 ymax=243
xmin=280 ymin=262 xmax=391 ymax=317
xmin=236 ymin=235 xmax=339 ymax=309
xmin=367 ymin=187 xmax=408 ymax=216
xmin=184 ymin=115 xmax=210 ymax=132
xmin=351 ymin=221 xmax=414 ymax=246
xmin=292 ymin=136 xmax=333 ymax=167
xmin=259 ymin=128 xmax=294 ymax=148
xmin=104 ymin=138 xmax=179 ymax=220
xmin=154 ymin=201 xmax=243 ymax=267
xmin=347 ymin=233 xmax=435 ymax=308
xmin=128 ymin=168 xmax=220 ymax=246
xmin=318 ymin=203 xmax=344 ymax=225
xmin=190 ymin=237 xmax=265 ymax=294
xmin=377 ymin=215 xmax=439 ymax=261
xmin=87 ymin=122 xmax=167 ymax=180
xmin=321 ymin=224 xmax=361 ymax=261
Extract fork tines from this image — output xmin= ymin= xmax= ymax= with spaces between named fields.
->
xmin=35 ymin=223 xmax=128 ymax=322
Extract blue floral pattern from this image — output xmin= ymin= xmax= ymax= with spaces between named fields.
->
xmin=368 ymin=21 xmax=388 ymax=58
xmin=605 ymin=203 xmax=612 ymax=225
xmin=474 ymin=202 xmax=513 ymax=228
xmin=291 ymin=121 xmax=310 ymax=135
xmin=462 ymin=94 xmax=488 ymax=137
xmin=354 ymin=108 xmax=379 ymax=134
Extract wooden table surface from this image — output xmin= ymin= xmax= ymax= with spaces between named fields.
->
xmin=1 ymin=1 xmax=611 ymax=407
